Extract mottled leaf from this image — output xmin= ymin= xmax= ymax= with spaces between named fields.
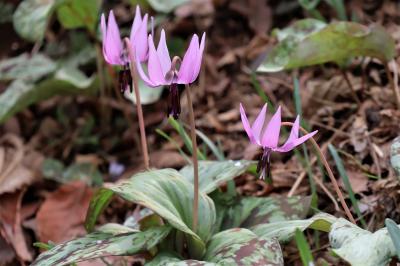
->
xmin=180 ymin=160 xmax=254 ymax=194
xmin=56 ymin=0 xmax=100 ymax=32
xmin=390 ymin=136 xmax=400 ymax=178
xmin=0 ymin=53 xmax=56 ymax=82
xmin=386 ymin=218 xmax=400 ymax=259
xmin=203 ymin=228 xmax=283 ymax=265
xmin=147 ymin=0 xmax=189 ymax=13
xmin=258 ymin=20 xmax=395 ymax=72
xmin=329 ymin=218 xmax=398 ymax=266
xmin=13 ymin=0 xmax=57 ymax=42
xmin=85 ymin=169 xmax=216 ymax=258
xmin=146 ymin=252 xmax=216 ymax=266
xmin=252 ymin=213 xmax=337 ymax=242
xmin=0 ymin=71 xmax=97 ymax=124
xmin=32 ymin=225 xmax=171 ymax=266
xmin=221 ymin=196 xmax=311 ymax=230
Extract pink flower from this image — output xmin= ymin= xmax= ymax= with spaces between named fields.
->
xmin=100 ymin=6 xmax=149 ymax=93
xmin=240 ymin=103 xmax=317 ymax=179
xmin=136 ymin=30 xmax=206 ymax=119
xmin=100 ymin=6 xmax=149 ymax=65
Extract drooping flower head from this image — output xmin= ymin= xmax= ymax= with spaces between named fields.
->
xmin=100 ymin=6 xmax=149 ymax=92
xmin=136 ymin=30 xmax=206 ymax=119
xmin=240 ymin=103 xmax=318 ymax=179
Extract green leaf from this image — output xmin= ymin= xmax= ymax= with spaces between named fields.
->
xmin=147 ymin=0 xmax=189 ymax=13
xmin=180 ymin=160 xmax=254 ymax=194
xmin=0 ymin=53 xmax=56 ymax=82
xmin=85 ymin=188 xmax=114 ymax=232
xmin=328 ymin=144 xmax=366 ymax=228
xmin=85 ymin=169 xmax=216 ymax=258
xmin=0 ymin=71 xmax=97 ymax=124
xmin=146 ymin=252 xmax=215 ymax=266
xmin=221 ymin=195 xmax=311 ymax=230
xmin=329 ymin=218 xmax=397 ymax=266
xmin=386 ymin=218 xmax=400 ymax=260
xmin=252 ymin=213 xmax=337 ymax=242
xmin=203 ymin=228 xmax=283 ymax=265
xmin=31 ymin=225 xmax=171 ymax=266
xmin=390 ymin=136 xmax=400 ymax=178
xmin=56 ymin=0 xmax=100 ymax=32
xmin=124 ymin=80 xmax=164 ymax=105
xmin=258 ymin=20 xmax=395 ymax=72
xmin=13 ymin=0 xmax=57 ymax=42
xmin=294 ymin=229 xmax=314 ymax=266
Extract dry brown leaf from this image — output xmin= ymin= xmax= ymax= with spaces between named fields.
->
xmin=0 ymin=134 xmax=44 ymax=195
xmin=0 ymin=189 xmax=32 ymax=262
xmin=36 ymin=181 xmax=93 ymax=243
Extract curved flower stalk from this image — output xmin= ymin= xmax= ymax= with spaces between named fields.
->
xmin=136 ymin=30 xmax=206 ymax=119
xmin=100 ymin=6 xmax=149 ymax=92
xmin=240 ymin=103 xmax=318 ymax=179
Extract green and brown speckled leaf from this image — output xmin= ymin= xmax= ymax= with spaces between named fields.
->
xmin=203 ymin=228 xmax=283 ymax=265
xmin=85 ymin=169 xmax=216 ymax=258
xmin=329 ymin=218 xmax=399 ymax=266
xmin=180 ymin=160 xmax=254 ymax=194
xmin=258 ymin=19 xmax=395 ymax=72
xmin=252 ymin=213 xmax=337 ymax=243
xmin=221 ymin=196 xmax=311 ymax=230
xmin=31 ymin=225 xmax=171 ymax=266
xmin=146 ymin=252 xmax=216 ymax=266
xmin=13 ymin=0 xmax=57 ymax=42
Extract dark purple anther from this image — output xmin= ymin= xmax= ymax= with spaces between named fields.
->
xmin=118 ymin=64 xmax=132 ymax=93
xmin=167 ymin=83 xmax=181 ymax=119
xmin=257 ymin=148 xmax=272 ymax=180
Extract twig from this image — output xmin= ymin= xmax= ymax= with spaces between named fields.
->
xmin=282 ymin=122 xmax=356 ymax=224
xmin=124 ymin=38 xmax=150 ymax=169
xmin=340 ymin=69 xmax=361 ymax=105
xmin=385 ymin=61 xmax=400 ymax=110
xmin=185 ymin=84 xmax=199 ymax=232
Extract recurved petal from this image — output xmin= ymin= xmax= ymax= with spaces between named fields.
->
xmin=240 ymin=103 xmax=257 ymax=145
xmin=106 ymin=11 xmax=124 ymax=65
xmin=147 ymin=35 xmax=167 ymax=85
xmin=135 ymin=53 xmax=157 ymax=87
xmin=100 ymin=14 xmax=111 ymax=64
xmin=177 ymin=34 xmax=199 ymax=84
xmin=132 ymin=14 xmax=149 ymax=62
xmin=189 ymin=32 xmax=206 ymax=83
xmin=261 ymin=106 xmax=281 ymax=148
xmin=130 ymin=5 xmax=142 ymax=39
xmin=251 ymin=103 xmax=267 ymax=145
xmin=156 ymin=29 xmax=172 ymax=76
xmin=275 ymin=130 xmax=318 ymax=152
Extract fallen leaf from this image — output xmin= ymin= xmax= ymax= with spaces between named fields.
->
xmin=36 ymin=181 xmax=93 ymax=243
xmin=0 ymin=189 xmax=32 ymax=262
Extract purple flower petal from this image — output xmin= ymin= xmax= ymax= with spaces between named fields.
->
xmin=251 ymin=103 xmax=267 ymax=145
xmin=240 ymin=103 xmax=257 ymax=145
xmin=156 ymin=30 xmax=172 ymax=77
xmin=130 ymin=5 xmax=142 ymax=39
xmin=132 ymin=14 xmax=149 ymax=62
xmin=189 ymin=32 xmax=206 ymax=83
xmin=177 ymin=34 xmax=199 ymax=84
xmin=261 ymin=106 xmax=281 ymax=148
xmin=100 ymin=14 xmax=112 ymax=64
xmin=147 ymin=35 xmax=167 ymax=86
xmin=106 ymin=11 xmax=124 ymax=65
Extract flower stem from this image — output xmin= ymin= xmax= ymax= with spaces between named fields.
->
xmin=385 ymin=61 xmax=400 ymax=110
xmin=185 ymin=84 xmax=199 ymax=232
xmin=124 ymin=38 xmax=150 ymax=169
xmin=281 ymin=122 xmax=356 ymax=224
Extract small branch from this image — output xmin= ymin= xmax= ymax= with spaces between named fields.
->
xmin=185 ymin=84 xmax=199 ymax=232
xmin=385 ymin=61 xmax=400 ymax=110
xmin=124 ymin=38 xmax=150 ymax=169
xmin=340 ymin=69 xmax=361 ymax=105
xmin=281 ymin=122 xmax=356 ymax=224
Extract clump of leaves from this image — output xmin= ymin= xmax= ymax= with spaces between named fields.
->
xmin=257 ymin=19 xmax=395 ymax=72
xmin=30 ymin=159 xmax=400 ymax=266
